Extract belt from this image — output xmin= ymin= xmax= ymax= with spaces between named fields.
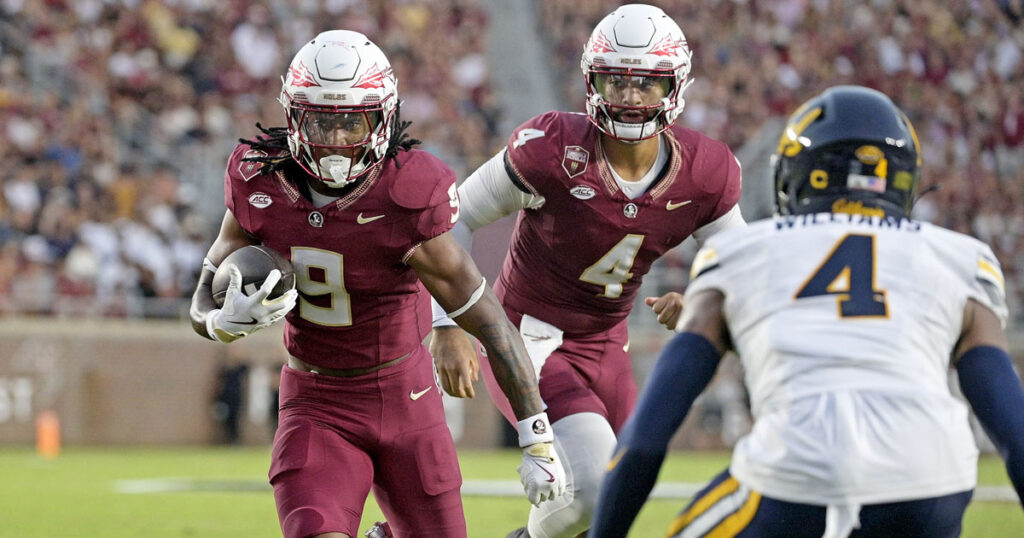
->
xmin=287 ymin=353 xmax=411 ymax=377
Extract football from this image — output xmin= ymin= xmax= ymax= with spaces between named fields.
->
xmin=212 ymin=245 xmax=296 ymax=307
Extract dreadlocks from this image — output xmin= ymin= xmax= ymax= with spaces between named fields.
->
xmin=239 ymin=103 xmax=421 ymax=175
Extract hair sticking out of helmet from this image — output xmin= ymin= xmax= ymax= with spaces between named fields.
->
xmin=772 ymin=85 xmax=922 ymax=218
xmin=279 ymin=30 xmax=399 ymax=188
xmin=581 ymin=4 xmax=694 ymax=142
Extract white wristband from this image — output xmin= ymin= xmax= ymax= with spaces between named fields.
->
xmin=431 ymin=297 xmax=458 ymax=328
xmin=202 ymin=257 xmax=218 ymax=274
xmin=205 ymin=309 xmax=226 ymax=342
xmin=446 ymin=277 xmax=487 ymax=319
xmin=516 ymin=412 xmax=554 ymax=447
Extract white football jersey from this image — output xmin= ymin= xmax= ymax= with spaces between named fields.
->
xmin=685 ymin=212 xmax=1009 ymax=505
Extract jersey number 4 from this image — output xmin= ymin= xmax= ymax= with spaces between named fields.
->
xmin=795 ymin=234 xmax=888 ymax=318
xmin=579 ymin=234 xmax=644 ymax=298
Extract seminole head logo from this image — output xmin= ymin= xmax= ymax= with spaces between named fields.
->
xmin=588 ymin=31 xmax=617 ymax=54
xmin=352 ymin=64 xmax=394 ymax=89
xmin=648 ymin=35 xmax=686 ymax=57
xmin=287 ymin=61 xmax=319 ymax=88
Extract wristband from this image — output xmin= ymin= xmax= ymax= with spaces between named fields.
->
xmin=517 ymin=412 xmax=554 ymax=447
xmin=202 ymin=257 xmax=218 ymax=274
xmin=205 ymin=309 xmax=226 ymax=342
xmin=431 ymin=297 xmax=458 ymax=328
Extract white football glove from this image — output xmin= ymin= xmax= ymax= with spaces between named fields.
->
xmin=515 ymin=412 xmax=567 ymax=505
xmin=206 ymin=265 xmax=297 ymax=343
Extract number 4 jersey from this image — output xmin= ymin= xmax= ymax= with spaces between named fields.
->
xmin=497 ymin=111 xmax=741 ymax=334
xmin=686 ymin=213 xmax=1009 ymax=505
xmin=224 ymin=142 xmax=458 ymax=370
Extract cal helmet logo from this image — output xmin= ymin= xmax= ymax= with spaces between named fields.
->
xmin=855 ymin=145 xmax=884 ymax=164
xmin=562 ymin=146 xmax=590 ymax=178
xmin=570 ymin=185 xmax=596 ymax=200
xmin=248 ymin=192 xmax=272 ymax=208
xmin=848 ymin=145 xmax=888 ymax=193
xmin=238 ymin=150 xmax=267 ymax=181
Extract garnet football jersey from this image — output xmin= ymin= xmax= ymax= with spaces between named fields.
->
xmin=225 ymin=143 xmax=458 ymax=369
xmin=685 ymin=213 xmax=1009 ymax=504
xmin=495 ymin=111 xmax=741 ymax=334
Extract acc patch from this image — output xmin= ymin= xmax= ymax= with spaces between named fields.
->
xmin=570 ymin=185 xmax=596 ymax=200
xmin=238 ymin=149 xmax=267 ymax=182
xmin=562 ymin=146 xmax=590 ymax=178
xmin=248 ymin=192 xmax=272 ymax=208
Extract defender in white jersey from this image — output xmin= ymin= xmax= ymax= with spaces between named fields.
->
xmin=590 ymin=86 xmax=1024 ymax=537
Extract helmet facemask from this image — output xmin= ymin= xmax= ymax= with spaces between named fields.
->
xmin=586 ymin=68 xmax=684 ymax=142
xmin=285 ymin=102 xmax=388 ymax=188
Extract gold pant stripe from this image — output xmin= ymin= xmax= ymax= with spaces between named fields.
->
xmin=706 ymin=490 xmax=762 ymax=538
xmin=666 ymin=477 xmax=739 ymax=536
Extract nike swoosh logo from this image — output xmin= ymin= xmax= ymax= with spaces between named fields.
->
xmin=410 ymin=387 xmax=432 ymax=400
xmin=666 ymin=200 xmax=693 ymax=211
xmin=231 ymin=316 xmax=260 ymax=326
xmin=534 ymin=461 xmax=555 ymax=483
xmin=357 ymin=213 xmax=385 ymax=224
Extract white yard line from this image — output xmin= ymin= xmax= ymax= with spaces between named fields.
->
xmin=114 ymin=478 xmax=1018 ymax=502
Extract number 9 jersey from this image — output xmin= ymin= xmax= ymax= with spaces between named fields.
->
xmin=225 ymin=142 xmax=459 ymax=370
xmin=685 ymin=212 xmax=1009 ymax=506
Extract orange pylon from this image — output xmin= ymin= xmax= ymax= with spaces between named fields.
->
xmin=36 ymin=410 xmax=61 ymax=459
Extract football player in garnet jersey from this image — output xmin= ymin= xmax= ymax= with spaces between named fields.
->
xmin=591 ymin=86 xmax=1024 ymax=537
xmin=429 ymin=5 xmax=744 ymax=538
xmin=188 ymin=30 xmax=565 ymax=538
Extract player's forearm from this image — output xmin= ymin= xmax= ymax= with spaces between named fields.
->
xmin=479 ymin=332 xmax=544 ymax=418
xmin=956 ymin=345 xmax=1024 ymax=505
xmin=591 ymin=332 xmax=722 ymax=535
xmin=455 ymin=294 xmax=543 ymax=418
xmin=589 ymin=447 xmax=664 ymax=537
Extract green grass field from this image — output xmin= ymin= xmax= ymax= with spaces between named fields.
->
xmin=1 ymin=446 xmax=1020 ymax=537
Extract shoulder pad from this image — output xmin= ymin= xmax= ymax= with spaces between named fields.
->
xmin=505 ymin=112 xmax=593 ymax=193
xmin=916 ymin=224 xmax=1009 ymax=326
xmin=505 ymin=111 xmax=583 ymax=156
xmin=387 ymin=150 xmax=457 ymax=210
xmin=225 ymin=142 xmax=287 ymax=185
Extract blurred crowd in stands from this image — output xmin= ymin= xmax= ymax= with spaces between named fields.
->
xmin=540 ymin=0 xmax=1024 ymax=325
xmin=0 ymin=0 xmax=499 ymax=317
xmin=2 ymin=0 xmax=1023 ymax=327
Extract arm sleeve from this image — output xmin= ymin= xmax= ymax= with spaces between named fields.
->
xmin=692 ymin=204 xmax=746 ymax=248
xmin=589 ymin=332 xmax=722 ymax=537
xmin=457 ymin=148 xmax=545 ymax=231
xmin=955 ymin=345 xmax=1024 ymax=506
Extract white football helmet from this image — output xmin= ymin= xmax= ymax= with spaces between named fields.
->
xmin=279 ymin=30 xmax=398 ymax=188
xmin=581 ymin=4 xmax=694 ymax=142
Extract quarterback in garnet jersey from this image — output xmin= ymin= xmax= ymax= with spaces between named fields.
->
xmin=189 ymin=31 xmax=565 ymax=538
xmin=430 ymin=5 xmax=744 ymax=538
xmin=495 ymin=110 xmax=740 ymax=335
